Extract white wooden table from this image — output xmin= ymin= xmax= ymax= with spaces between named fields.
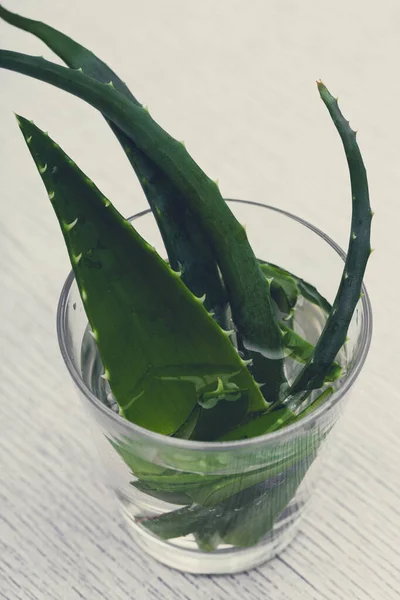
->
xmin=1 ymin=1 xmax=399 ymax=598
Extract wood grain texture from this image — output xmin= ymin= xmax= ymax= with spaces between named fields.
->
xmin=0 ymin=1 xmax=399 ymax=598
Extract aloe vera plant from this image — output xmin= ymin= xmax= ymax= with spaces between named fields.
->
xmin=0 ymin=5 xmax=372 ymax=554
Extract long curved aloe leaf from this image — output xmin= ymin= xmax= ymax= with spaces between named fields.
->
xmin=0 ymin=50 xmax=285 ymax=401
xmin=289 ymin=82 xmax=372 ymax=395
xmin=16 ymin=116 xmax=267 ymax=436
xmin=0 ymin=4 xmax=228 ymax=323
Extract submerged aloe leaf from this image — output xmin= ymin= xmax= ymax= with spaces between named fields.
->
xmin=130 ymin=453 xmax=304 ymax=507
xmin=108 ymin=438 xmax=165 ymax=477
xmin=17 ymin=116 xmax=267 ymax=435
xmin=140 ymin=453 xmax=315 ymax=547
xmin=217 ymin=453 xmax=313 ymax=547
xmin=289 ymin=82 xmax=372 ymax=395
xmin=0 ymin=50 xmax=285 ymax=401
xmin=218 ymin=406 xmax=295 ymax=440
xmin=294 ymin=386 xmax=334 ymax=421
xmin=279 ymin=323 xmax=342 ymax=382
xmin=0 ymin=4 xmax=228 ymax=324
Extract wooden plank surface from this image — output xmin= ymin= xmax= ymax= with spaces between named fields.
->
xmin=1 ymin=1 xmax=399 ymax=598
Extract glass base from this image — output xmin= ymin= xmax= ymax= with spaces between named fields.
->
xmin=121 ymin=503 xmax=305 ymax=575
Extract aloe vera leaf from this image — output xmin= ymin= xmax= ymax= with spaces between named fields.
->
xmin=295 ymin=279 xmax=332 ymax=314
xmin=138 ymin=504 xmax=204 ymax=540
xmin=279 ymin=323 xmax=342 ymax=382
xmin=131 ymin=432 xmax=314 ymax=506
xmin=189 ymin=452 xmax=298 ymax=506
xmin=219 ymin=383 xmax=335 ymax=442
xmin=259 ymin=259 xmax=340 ymax=383
xmin=17 ymin=116 xmax=267 ymax=435
xmin=133 ymin=471 xmax=226 ymax=493
xmin=132 ymin=481 xmax=191 ymax=506
xmin=289 ymin=82 xmax=372 ymax=395
xmin=294 ymin=386 xmax=334 ymax=421
xmin=258 ymin=259 xmax=340 ymax=382
xmin=190 ymin=394 xmax=249 ymax=441
xmin=218 ymin=406 xmax=295 ymax=441
xmin=0 ymin=5 xmax=228 ymax=324
xmin=126 ymin=403 xmax=326 ymax=507
xmin=0 ymin=50 xmax=285 ymax=401
xmin=260 ymin=261 xmax=332 ymax=314
xmin=173 ymin=380 xmax=250 ymax=441
xmin=108 ymin=438 xmax=166 ymax=478
xmin=118 ymin=445 xmax=276 ymax=508
xmin=219 ymin=454 xmax=313 ymax=547
xmin=171 ymin=405 xmax=200 ymax=439
xmin=133 ymin=466 xmax=265 ymax=505
xmin=259 ymin=262 xmax=299 ymax=315
xmin=140 ymin=453 xmax=314 ymax=546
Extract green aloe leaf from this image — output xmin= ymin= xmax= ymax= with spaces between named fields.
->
xmin=0 ymin=4 xmax=228 ymax=324
xmin=130 ymin=429 xmax=316 ymax=506
xmin=140 ymin=452 xmax=315 ymax=547
xmin=260 ymin=261 xmax=332 ymax=315
xmin=259 ymin=262 xmax=299 ymax=316
xmin=289 ymin=82 xmax=372 ymax=395
xmin=132 ymin=464 xmax=271 ymax=506
xmin=279 ymin=323 xmax=342 ymax=382
xmin=17 ymin=116 xmax=267 ymax=436
xmin=0 ymin=49 xmax=285 ymax=402
xmin=218 ymin=406 xmax=295 ymax=441
xmin=219 ymin=383 xmax=335 ymax=441
xmin=217 ymin=453 xmax=313 ymax=547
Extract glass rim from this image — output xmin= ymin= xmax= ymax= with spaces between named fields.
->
xmin=56 ymin=199 xmax=373 ymax=451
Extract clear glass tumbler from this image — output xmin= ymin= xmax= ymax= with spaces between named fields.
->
xmin=57 ymin=200 xmax=372 ymax=574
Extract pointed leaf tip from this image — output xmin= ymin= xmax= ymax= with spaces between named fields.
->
xmin=316 ymin=79 xmax=327 ymax=95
